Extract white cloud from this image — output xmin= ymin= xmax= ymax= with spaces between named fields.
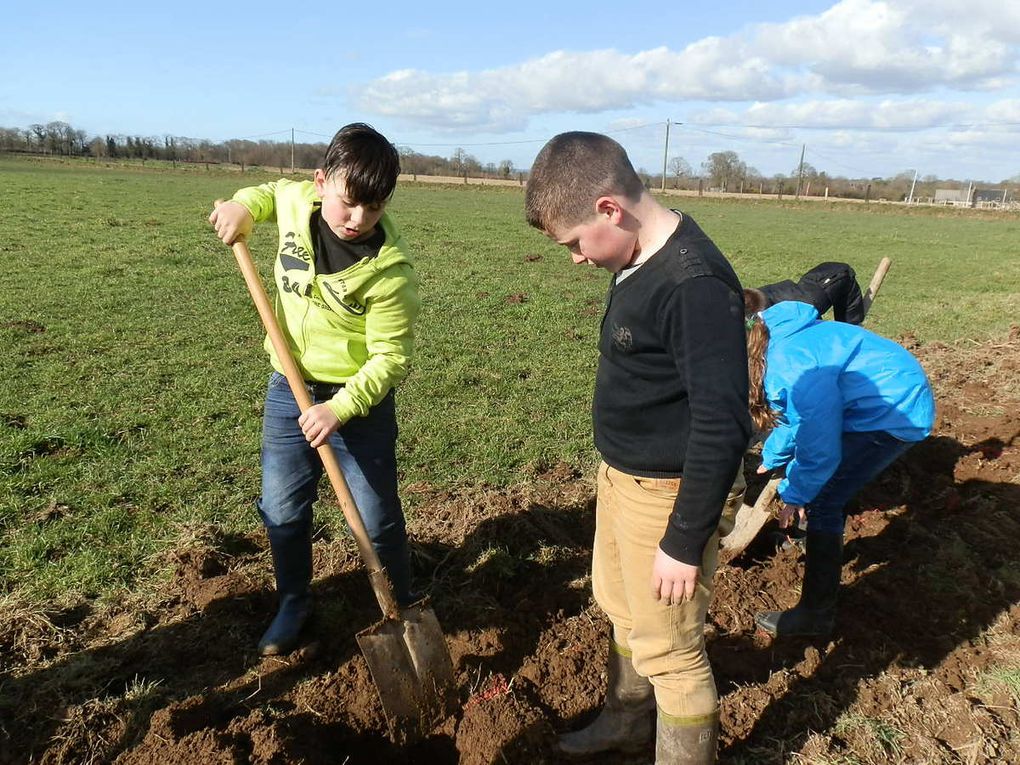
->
xmin=732 ymin=99 xmax=961 ymax=130
xmin=355 ymin=46 xmax=791 ymax=131
xmin=353 ymin=0 xmax=1020 ymax=133
xmin=985 ymin=99 xmax=1020 ymax=123
xmin=0 ymin=107 xmax=73 ymax=126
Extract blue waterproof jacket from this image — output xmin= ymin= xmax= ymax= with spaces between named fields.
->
xmin=760 ymin=301 xmax=935 ymax=506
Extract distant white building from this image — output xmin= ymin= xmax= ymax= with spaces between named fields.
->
xmin=933 ymin=187 xmax=1015 ymax=208
xmin=973 ymin=188 xmax=1014 ymax=208
xmin=934 ymin=188 xmax=971 ymax=206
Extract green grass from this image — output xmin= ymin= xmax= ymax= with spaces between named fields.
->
xmin=2 ymin=156 xmax=1019 ymax=603
xmin=834 ymin=713 xmax=904 ymax=756
xmin=976 ymin=666 xmax=1020 ymax=706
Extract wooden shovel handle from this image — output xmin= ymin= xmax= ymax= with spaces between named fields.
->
xmin=215 ymin=201 xmax=401 ymax=619
xmin=720 ymin=477 xmax=780 ymax=553
xmin=862 ymin=256 xmax=891 ymax=316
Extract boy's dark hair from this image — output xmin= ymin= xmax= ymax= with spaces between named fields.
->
xmin=322 ymin=123 xmax=400 ymax=205
xmin=525 ymin=132 xmax=645 ymax=232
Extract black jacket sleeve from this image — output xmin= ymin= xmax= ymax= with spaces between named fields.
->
xmin=659 ymin=276 xmax=750 ymax=565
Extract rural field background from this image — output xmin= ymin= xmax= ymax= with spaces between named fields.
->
xmin=2 ymin=156 xmax=1020 ymax=764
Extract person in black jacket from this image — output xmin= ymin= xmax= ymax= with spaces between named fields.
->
xmin=526 ymin=132 xmax=749 ymax=765
xmin=745 ymin=262 xmax=865 ymax=324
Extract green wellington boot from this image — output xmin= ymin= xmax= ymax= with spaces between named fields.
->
xmin=655 ymin=708 xmax=720 ymax=764
xmin=557 ymin=639 xmax=655 ymax=757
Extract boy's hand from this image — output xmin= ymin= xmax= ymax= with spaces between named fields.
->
xmin=298 ymin=404 xmax=341 ymax=448
xmin=651 ymin=547 xmax=700 ymax=605
xmin=209 ymin=201 xmax=253 ymax=245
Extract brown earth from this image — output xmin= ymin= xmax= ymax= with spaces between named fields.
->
xmin=3 ymin=330 xmax=1020 ymax=764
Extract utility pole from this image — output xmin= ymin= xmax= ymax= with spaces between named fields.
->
xmin=907 ymin=169 xmax=918 ymax=204
xmin=795 ymin=144 xmax=805 ymax=199
xmin=661 ymin=119 xmax=670 ymax=192
xmin=290 ymin=128 xmax=295 ymax=174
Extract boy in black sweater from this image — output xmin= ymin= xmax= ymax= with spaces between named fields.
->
xmin=525 ymin=132 xmax=749 ymax=764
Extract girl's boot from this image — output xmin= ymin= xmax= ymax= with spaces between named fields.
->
xmin=755 ymin=531 xmax=843 ymax=637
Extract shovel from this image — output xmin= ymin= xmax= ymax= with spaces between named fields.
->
xmin=214 ymin=203 xmax=457 ymax=742
xmin=722 ymin=257 xmax=892 ymax=557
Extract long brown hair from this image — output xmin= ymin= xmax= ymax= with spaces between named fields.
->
xmin=745 ymin=298 xmax=779 ymax=432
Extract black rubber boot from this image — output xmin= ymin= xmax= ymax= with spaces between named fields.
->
xmin=755 ymin=531 xmax=843 ymax=637
xmin=655 ymin=708 xmax=719 ymax=764
xmin=258 ymin=520 xmax=313 ymax=656
xmin=557 ymin=639 xmax=655 ymax=757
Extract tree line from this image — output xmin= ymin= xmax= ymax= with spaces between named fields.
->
xmin=2 ymin=121 xmax=1015 ymax=203
xmin=0 ymin=121 xmax=518 ymax=180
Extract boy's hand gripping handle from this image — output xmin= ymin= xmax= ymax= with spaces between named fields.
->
xmin=214 ymin=201 xmax=401 ymax=619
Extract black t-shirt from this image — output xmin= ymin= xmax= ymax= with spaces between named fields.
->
xmin=311 ymin=209 xmax=385 ymax=275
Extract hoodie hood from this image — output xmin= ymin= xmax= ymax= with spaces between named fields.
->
xmin=760 ymin=300 xmax=820 ymax=340
xmin=315 ymin=212 xmax=413 ymax=315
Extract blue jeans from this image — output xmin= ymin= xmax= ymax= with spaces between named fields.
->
xmin=806 ymin=430 xmax=916 ymax=535
xmin=259 ymin=372 xmax=411 ymax=600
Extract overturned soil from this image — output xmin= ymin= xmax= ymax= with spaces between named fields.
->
xmin=3 ymin=330 xmax=1020 ymax=764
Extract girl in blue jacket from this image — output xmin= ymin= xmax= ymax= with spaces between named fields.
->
xmin=746 ymin=300 xmax=935 ymax=637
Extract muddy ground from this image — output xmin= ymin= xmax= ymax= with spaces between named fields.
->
xmin=3 ymin=330 xmax=1020 ymax=765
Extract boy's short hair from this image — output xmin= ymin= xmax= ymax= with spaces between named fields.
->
xmin=525 ymin=132 xmax=645 ymax=232
xmin=322 ymin=123 xmax=400 ymax=205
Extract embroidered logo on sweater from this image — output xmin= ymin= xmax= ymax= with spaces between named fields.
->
xmin=611 ymin=323 xmax=633 ymax=352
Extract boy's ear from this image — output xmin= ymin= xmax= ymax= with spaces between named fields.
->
xmin=594 ymin=195 xmax=624 ymax=223
xmin=313 ymin=169 xmax=327 ymax=195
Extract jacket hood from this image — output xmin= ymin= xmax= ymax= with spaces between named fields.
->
xmin=760 ymin=301 xmax=820 ymax=340
xmin=325 ymin=212 xmax=412 ymax=293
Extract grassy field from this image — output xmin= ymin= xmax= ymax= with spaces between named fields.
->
xmin=2 ymin=156 xmax=1019 ymax=604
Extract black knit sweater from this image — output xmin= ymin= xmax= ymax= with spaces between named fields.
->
xmin=593 ymin=213 xmax=750 ymax=565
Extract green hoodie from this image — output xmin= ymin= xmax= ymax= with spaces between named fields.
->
xmin=232 ymin=179 xmax=420 ymax=423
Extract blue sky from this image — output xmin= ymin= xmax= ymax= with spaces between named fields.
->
xmin=3 ymin=0 xmax=1018 ymax=181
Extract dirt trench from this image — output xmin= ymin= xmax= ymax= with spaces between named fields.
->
xmin=3 ymin=330 xmax=1020 ymax=764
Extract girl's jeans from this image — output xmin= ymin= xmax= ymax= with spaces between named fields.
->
xmin=805 ymin=429 xmax=916 ymax=534
xmin=258 ymin=371 xmax=410 ymax=600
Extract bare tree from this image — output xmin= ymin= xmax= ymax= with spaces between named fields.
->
xmin=451 ymin=147 xmax=468 ymax=177
xmin=701 ymin=151 xmax=747 ymax=192
xmin=667 ymin=156 xmax=691 ymax=188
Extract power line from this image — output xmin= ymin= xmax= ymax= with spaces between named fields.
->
xmin=395 ymin=136 xmax=549 ymax=148
xmin=685 ymin=119 xmax=1020 ymax=131
xmin=234 ymin=129 xmax=292 ymax=140
xmin=677 ymin=123 xmax=802 ymax=149
xmin=294 ymin=128 xmax=335 ymax=139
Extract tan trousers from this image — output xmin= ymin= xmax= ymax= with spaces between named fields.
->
xmin=592 ymin=462 xmax=743 ymax=717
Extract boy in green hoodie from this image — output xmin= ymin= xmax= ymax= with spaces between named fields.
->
xmin=209 ymin=123 xmax=420 ymax=655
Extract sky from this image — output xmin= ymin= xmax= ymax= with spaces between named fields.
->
xmin=3 ymin=0 xmax=1019 ymax=182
